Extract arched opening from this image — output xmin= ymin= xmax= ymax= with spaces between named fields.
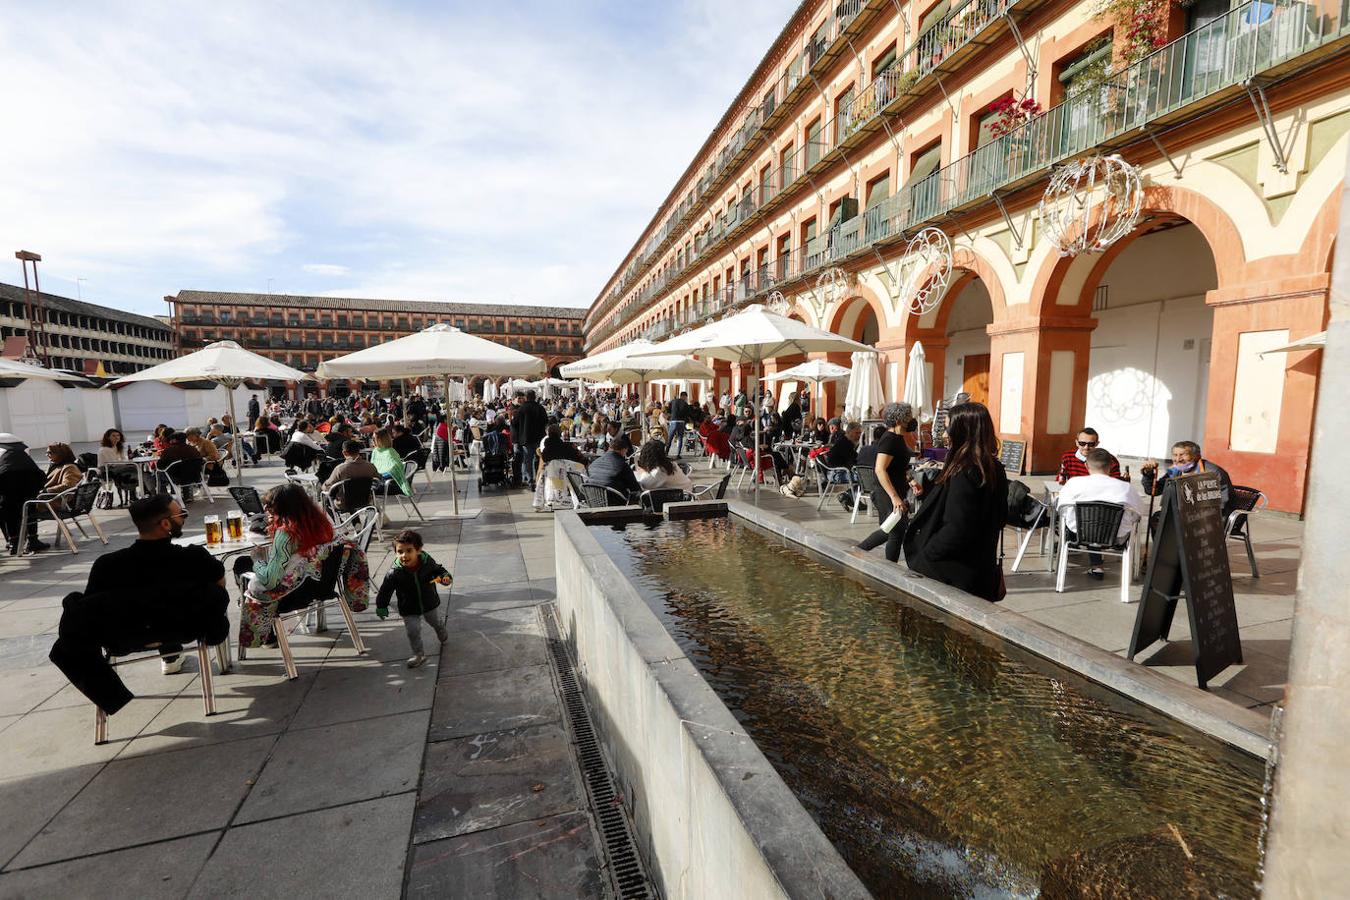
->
xmin=939 ymin=276 xmax=995 ymax=407
xmin=1083 ymin=220 xmax=1217 ymax=460
xmin=832 ymin=295 xmax=880 ymax=345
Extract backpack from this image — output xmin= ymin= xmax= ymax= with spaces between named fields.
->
xmin=1006 ymin=479 xmax=1039 ymax=528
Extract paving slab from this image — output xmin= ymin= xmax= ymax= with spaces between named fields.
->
xmin=12 ymin=734 xmax=275 ymax=868
xmin=407 ymin=811 xmax=606 ymax=899
xmin=189 ymin=794 xmax=415 ymax=899
xmin=439 ymin=606 xmax=548 ymax=677
xmin=0 ymin=832 xmax=218 ymax=898
xmin=429 ymin=665 xmax=559 ymax=741
xmin=0 ymin=697 xmax=172 ymax=779
xmin=0 ymin=665 xmax=71 ymax=717
xmin=0 ymin=764 xmax=103 ymax=870
xmin=287 ymin=657 xmax=437 ymax=731
xmin=414 ymin=723 xmax=581 ymax=844
xmin=236 ymin=709 xmax=429 ymax=823
xmin=448 ymin=581 xmax=541 ymax=615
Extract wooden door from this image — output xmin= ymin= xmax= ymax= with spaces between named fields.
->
xmin=962 ymin=354 xmax=990 ymax=406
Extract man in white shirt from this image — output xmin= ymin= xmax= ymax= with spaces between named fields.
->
xmin=1056 ymin=448 xmax=1144 ymax=580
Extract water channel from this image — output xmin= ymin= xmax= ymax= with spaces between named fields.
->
xmin=591 ymin=516 xmax=1263 ymax=899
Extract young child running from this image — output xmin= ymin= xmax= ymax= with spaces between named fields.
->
xmin=375 ymin=529 xmax=453 ymax=668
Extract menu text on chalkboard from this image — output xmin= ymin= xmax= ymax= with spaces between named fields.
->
xmin=998 ymin=439 xmax=1026 ymax=475
xmin=1128 ymin=470 xmax=1242 ymax=688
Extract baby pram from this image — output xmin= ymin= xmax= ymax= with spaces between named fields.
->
xmin=476 ymin=430 xmax=510 ymax=491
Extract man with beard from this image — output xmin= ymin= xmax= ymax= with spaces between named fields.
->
xmin=83 ymin=495 xmax=224 ymax=674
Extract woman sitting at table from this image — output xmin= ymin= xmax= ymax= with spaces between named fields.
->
xmin=370 ymin=428 xmax=414 ymax=497
xmin=634 ymin=439 xmax=692 ymax=493
xmin=42 ymin=443 xmax=83 ymax=502
xmin=233 ymin=483 xmax=336 ymax=647
xmin=150 ymin=424 xmax=172 ymax=454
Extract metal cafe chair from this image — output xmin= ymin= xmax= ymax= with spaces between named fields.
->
xmin=564 ymin=469 xmax=589 ymax=509
xmin=1056 ymin=501 xmax=1136 ymax=604
xmin=20 ymin=478 xmax=108 ymax=555
xmin=95 ymin=639 xmax=232 ymax=745
xmin=324 ymin=478 xmax=375 ymax=526
xmin=402 ymin=448 xmax=434 ymax=490
xmin=313 ymin=507 xmax=379 ymax=632
xmin=852 ymin=466 xmax=882 ymax=525
xmin=1011 ymin=495 xmax=1054 ymax=573
xmin=1227 ymin=484 xmax=1268 ymax=577
xmin=237 ymin=541 xmax=368 ymax=680
xmin=813 ymin=457 xmax=853 ymax=511
xmin=690 ymin=472 xmax=732 ymax=501
xmin=581 ymin=482 xmax=630 ymax=509
xmin=377 ymin=470 xmax=425 ymax=524
xmin=161 ymin=458 xmax=216 ymax=504
xmin=640 ymin=488 xmax=688 ymax=513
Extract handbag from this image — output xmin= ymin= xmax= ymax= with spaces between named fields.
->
xmin=993 ymin=522 xmax=1007 ymax=602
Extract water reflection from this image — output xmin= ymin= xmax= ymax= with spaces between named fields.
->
xmin=592 ymin=518 xmax=1261 ymax=899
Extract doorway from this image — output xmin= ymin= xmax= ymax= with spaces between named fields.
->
xmin=962 ymin=353 xmax=990 ymax=405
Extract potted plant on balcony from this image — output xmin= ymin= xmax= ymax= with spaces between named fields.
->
xmin=988 ymin=95 xmax=1043 ymax=174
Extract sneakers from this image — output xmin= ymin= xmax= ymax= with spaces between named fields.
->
xmin=161 ymin=656 xmax=185 ymax=675
xmin=406 ymin=653 xmax=427 ymax=669
xmin=1088 ymin=567 xmax=1105 ymax=581
xmin=26 ymin=538 xmax=50 ymax=554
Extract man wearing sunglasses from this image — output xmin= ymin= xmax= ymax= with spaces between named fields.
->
xmin=1056 ymin=428 xmax=1127 ymax=484
xmin=82 ymin=495 xmax=226 ymax=674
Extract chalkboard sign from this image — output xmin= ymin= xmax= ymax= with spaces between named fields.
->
xmin=998 ymin=439 xmax=1026 ymax=475
xmin=1127 ymin=471 xmax=1242 ymax=689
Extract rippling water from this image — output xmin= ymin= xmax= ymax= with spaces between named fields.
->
xmin=591 ymin=517 xmax=1262 ymax=899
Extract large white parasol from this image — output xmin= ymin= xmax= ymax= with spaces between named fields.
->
xmin=763 ymin=358 xmax=851 ymax=422
xmin=844 ymin=351 xmax=886 ymax=422
xmin=634 ymin=305 xmax=872 ymax=498
xmin=902 ymin=341 xmax=932 ymax=448
xmin=560 ymin=339 xmax=714 ymax=432
xmin=318 ymin=325 xmax=545 ymax=514
xmin=110 ymin=340 xmax=311 ymax=482
xmin=0 ymin=357 xmax=84 ymax=382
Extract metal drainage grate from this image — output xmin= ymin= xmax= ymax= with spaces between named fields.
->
xmin=541 ymin=606 xmax=654 ymax=900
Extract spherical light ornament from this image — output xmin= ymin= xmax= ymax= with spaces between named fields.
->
xmin=815 ymin=268 xmax=850 ymax=307
xmin=900 ymin=227 xmax=953 ymax=316
xmin=766 ymin=291 xmax=789 ymax=316
xmin=1038 ymin=154 xmax=1143 ymax=258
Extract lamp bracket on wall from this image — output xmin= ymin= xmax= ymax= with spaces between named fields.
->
xmin=991 ymin=191 xmax=1024 ymax=250
xmin=1003 ymin=13 xmax=1037 ymax=92
xmin=1145 ymin=128 xmax=1183 ymax=178
xmin=934 ymin=74 xmax=960 ymax=125
xmin=1243 ymin=79 xmax=1289 ymax=174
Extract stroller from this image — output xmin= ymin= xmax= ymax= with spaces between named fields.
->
xmin=477 ymin=429 xmax=510 ymax=491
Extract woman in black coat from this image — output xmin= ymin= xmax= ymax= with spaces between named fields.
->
xmin=902 ymin=402 xmax=1008 ymax=602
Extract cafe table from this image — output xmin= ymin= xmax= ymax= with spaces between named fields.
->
xmin=173 ymin=532 xmax=266 ymax=560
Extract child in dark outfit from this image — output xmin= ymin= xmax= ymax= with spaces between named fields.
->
xmin=375 ymin=529 xmax=452 ymax=668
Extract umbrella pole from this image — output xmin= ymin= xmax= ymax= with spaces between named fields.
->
xmin=753 ymin=358 xmax=761 ymax=503
xmin=445 ymin=374 xmax=460 ymax=515
xmin=226 ymin=385 xmax=242 ymax=485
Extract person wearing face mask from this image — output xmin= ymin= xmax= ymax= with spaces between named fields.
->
xmin=1140 ymin=440 xmax=1235 ymax=519
xmin=82 ymin=495 xmax=224 ymax=674
xmin=1056 ymin=427 xmax=1127 ymax=484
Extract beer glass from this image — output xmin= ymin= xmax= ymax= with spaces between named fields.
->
xmin=204 ymin=515 xmax=223 ymax=545
xmin=226 ymin=509 xmax=244 ymax=541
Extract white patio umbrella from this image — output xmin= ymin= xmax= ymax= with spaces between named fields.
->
xmin=902 ymin=341 xmax=932 ymax=449
xmin=634 ymin=305 xmax=873 ymax=497
xmin=1261 ymin=330 xmax=1326 ymax=355
xmin=0 ymin=357 xmax=84 ymax=382
xmin=110 ymin=340 xmax=311 ymax=483
xmin=560 ymin=339 xmax=714 ymax=432
xmin=845 ymin=351 xmax=886 ymax=422
xmin=763 ymin=359 xmax=851 ymax=421
xmin=481 ymin=378 xmax=497 ymax=404
xmin=317 ymin=324 xmax=544 ymax=515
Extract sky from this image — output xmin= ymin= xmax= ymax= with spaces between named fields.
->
xmin=0 ymin=0 xmax=797 ymax=319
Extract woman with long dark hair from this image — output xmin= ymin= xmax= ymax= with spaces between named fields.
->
xmin=902 ymin=402 xmax=1008 ymax=601
xmin=634 ymin=439 xmax=692 ymax=492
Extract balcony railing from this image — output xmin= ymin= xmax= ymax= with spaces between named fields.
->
xmin=590 ymin=0 xmax=1340 ymax=352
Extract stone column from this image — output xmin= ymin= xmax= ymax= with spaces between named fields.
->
xmin=1263 ymin=146 xmax=1350 ymax=897
xmin=987 ymin=315 xmax=1096 ymax=474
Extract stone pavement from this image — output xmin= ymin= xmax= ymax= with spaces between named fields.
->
xmin=0 ymin=449 xmax=1299 ymax=897
xmin=0 ymin=461 xmax=609 ymax=899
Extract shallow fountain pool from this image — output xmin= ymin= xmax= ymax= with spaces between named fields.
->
xmin=590 ymin=516 xmax=1263 ymax=899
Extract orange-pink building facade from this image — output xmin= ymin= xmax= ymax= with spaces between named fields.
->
xmin=583 ymin=0 xmax=1346 ymax=513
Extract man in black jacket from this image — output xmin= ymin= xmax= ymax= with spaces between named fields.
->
xmin=584 ymin=434 xmax=641 ymax=503
xmin=511 ymin=391 xmax=548 ymax=489
xmin=0 ymin=433 xmax=46 ymax=554
xmin=667 ymin=391 xmax=691 ymax=459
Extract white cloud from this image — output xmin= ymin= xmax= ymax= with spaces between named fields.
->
xmin=302 ymin=264 xmax=350 ymax=277
xmin=0 ymin=1 xmax=797 ymax=318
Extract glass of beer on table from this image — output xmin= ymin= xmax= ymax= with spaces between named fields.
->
xmin=204 ymin=515 xmax=223 ymax=545
xmin=226 ymin=509 xmax=244 ymax=541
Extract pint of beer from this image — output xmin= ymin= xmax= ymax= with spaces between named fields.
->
xmin=204 ymin=515 xmax=223 ymax=545
xmin=226 ymin=509 xmax=244 ymax=541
